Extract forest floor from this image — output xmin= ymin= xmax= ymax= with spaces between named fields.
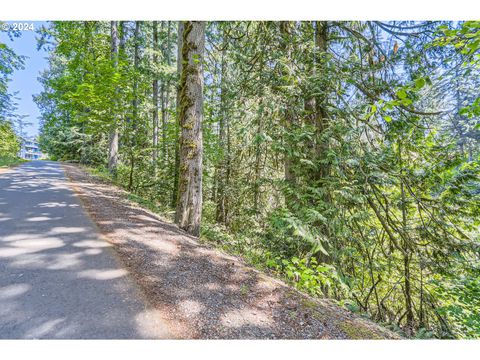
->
xmin=63 ymin=163 xmax=401 ymax=339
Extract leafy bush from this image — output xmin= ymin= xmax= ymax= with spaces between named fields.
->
xmin=265 ymin=253 xmax=350 ymax=299
xmin=432 ymin=274 xmax=480 ymax=339
xmin=0 ymin=121 xmax=20 ymax=159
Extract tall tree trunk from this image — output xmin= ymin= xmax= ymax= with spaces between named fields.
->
xmin=403 ymin=253 xmax=414 ymax=334
xmin=314 ymin=21 xmax=329 ymax=181
xmin=166 ymin=25 xmax=172 ymax=104
xmin=128 ymin=21 xmax=141 ymax=191
xmin=225 ymin=107 xmax=231 ymax=225
xmin=304 ymin=21 xmax=316 ymax=131
xmin=108 ymin=21 xmax=119 ymax=175
xmin=119 ymin=21 xmax=126 ymax=57
xmin=399 ymin=141 xmax=414 ymax=335
xmin=280 ymin=22 xmax=297 ymax=204
xmin=303 ymin=21 xmax=329 ymax=183
xmin=253 ymin=100 xmax=263 ymax=214
xmin=80 ymin=21 xmax=89 ymax=164
xmin=216 ymin=31 xmax=228 ymax=224
xmin=310 ymin=21 xmax=331 ymax=263
xmin=152 ymin=21 xmax=159 ymax=165
xmin=163 ymin=21 xmax=172 ymax=161
xmin=160 ymin=21 xmax=168 ymax=162
xmin=252 ymin=50 xmax=266 ymax=216
xmin=175 ymin=21 xmax=205 ymax=237
xmin=172 ymin=21 xmax=184 ymax=208
xmin=133 ymin=21 xmax=141 ymax=120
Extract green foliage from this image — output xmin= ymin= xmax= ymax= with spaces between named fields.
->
xmin=1 ymin=27 xmax=24 ymax=159
xmin=431 ymin=272 xmax=480 ymax=339
xmin=265 ymin=254 xmax=350 ymax=299
xmin=436 ymin=21 xmax=480 ymax=58
xmin=266 ymin=207 xmax=328 ymax=258
xmin=0 ymin=121 xmax=20 ymax=158
xmin=0 ymin=156 xmax=26 ymax=168
xmin=1 ymin=29 xmax=25 ymax=120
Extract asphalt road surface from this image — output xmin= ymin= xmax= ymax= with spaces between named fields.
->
xmin=0 ymin=161 xmax=171 ymax=339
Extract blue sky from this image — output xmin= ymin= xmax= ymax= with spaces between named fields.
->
xmin=0 ymin=21 xmax=49 ymax=137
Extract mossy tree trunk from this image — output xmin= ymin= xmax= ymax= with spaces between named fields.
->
xmin=175 ymin=21 xmax=205 ymax=237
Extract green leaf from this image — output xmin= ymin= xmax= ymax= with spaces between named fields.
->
xmin=397 ymin=89 xmax=407 ymax=99
xmin=415 ymin=78 xmax=426 ymax=89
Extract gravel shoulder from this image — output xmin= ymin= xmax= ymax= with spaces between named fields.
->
xmin=63 ymin=163 xmax=400 ymax=339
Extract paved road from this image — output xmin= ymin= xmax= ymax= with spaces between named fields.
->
xmin=0 ymin=161 xmax=171 ymax=339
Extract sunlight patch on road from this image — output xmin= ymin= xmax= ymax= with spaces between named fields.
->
xmin=77 ymin=268 xmax=128 ymax=280
xmin=0 ymin=283 xmax=31 ymax=300
xmin=83 ymin=248 xmax=102 ymax=255
xmin=48 ymin=227 xmax=86 ymax=235
xmin=37 ymin=202 xmax=79 ymax=208
xmin=46 ymin=253 xmax=84 ymax=270
xmin=24 ymin=318 xmax=66 ymax=339
xmin=73 ymin=240 xmax=111 ymax=248
xmin=26 ymin=216 xmax=55 ymax=222
xmin=0 ymin=238 xmax=65 ymax=257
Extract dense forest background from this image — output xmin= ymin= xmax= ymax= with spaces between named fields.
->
xmin=2 ymin=20 xmax=479 ymax=338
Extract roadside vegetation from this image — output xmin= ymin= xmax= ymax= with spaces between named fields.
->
xmin=0 ymin=117 xmax=24 ymax=169
xmin=0 ymin=156 xmax=26 ymax=168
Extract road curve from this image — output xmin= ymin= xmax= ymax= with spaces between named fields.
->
xmin=0 ymin=161 xmax=172 ymax=339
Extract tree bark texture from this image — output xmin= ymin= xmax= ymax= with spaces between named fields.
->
xmin=175 ymin=21 xmax=205 ymax=237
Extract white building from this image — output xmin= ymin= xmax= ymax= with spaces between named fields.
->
xmin=19 ymin=137 xmax=43 ymax=160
